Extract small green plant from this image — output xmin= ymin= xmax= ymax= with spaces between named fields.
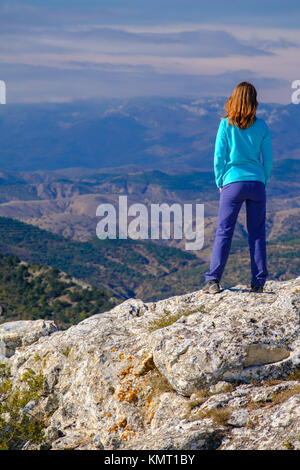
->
xmin=61 ymin=346 xmax=71 ymax=357
xmin=148 ymin=306 xmax=205 ymax=331
xmin=0 ymin=363 xmax=46 ymax=450
xmin=283 ymin=440 xmax=295 ymax=450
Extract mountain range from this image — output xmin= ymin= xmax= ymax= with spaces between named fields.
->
xmin=0 ymin=96 xmax=299 ymax=172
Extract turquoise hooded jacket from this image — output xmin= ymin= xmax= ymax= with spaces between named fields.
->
xmin=214 ymin=117 xmax=273 ymax=188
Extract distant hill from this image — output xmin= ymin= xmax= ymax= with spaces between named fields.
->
xmin=0 ymin=254 xmax=116 ymax=329
xmin=223 ymin=231 xmax=300 ymax=287
xmin=0 ymin=216 xmax=203 ymax=301
xmin=0 ymin=96 xmax=299 ymax=172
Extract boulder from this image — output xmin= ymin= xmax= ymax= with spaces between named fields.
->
xmin=0 ymin=319 xmax=58 ymax=358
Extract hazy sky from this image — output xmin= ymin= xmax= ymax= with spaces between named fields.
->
xmin=1 ymin=0 xmax=299 ymax=103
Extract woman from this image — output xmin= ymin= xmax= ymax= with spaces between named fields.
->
xmin=204 ymin=82 xmax=273 ymax=294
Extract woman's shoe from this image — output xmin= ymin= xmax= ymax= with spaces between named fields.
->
xmin=203 ymin=279 xmax=221 ymax=294
xmin=248 ymin=282 xmax=264 ymax=293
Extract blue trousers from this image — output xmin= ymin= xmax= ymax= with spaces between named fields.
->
xmin=205 ymin=181 xmax=268 ymax=287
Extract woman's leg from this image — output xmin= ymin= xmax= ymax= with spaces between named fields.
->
xmin=205 ymin=182 xmax=245 ymax=282
xmin=246 ymin=183 xmax=268 ymax=287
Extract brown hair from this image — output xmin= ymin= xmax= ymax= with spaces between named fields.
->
xmin=224 ymin=82 xmax=258 ymax=130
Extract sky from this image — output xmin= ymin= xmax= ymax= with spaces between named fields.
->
xmin=0 ymin=0 xmax=299 ymax=104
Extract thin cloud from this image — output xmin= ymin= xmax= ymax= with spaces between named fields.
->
xmin=1 ymin=62 xmax=288 ymax=103
xmin=0 ymin=2 xmax=298 ymax=104
xmin=1 ymin=27 xmax=274 ymax=59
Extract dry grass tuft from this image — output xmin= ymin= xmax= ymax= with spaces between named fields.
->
xmin=191 ymin=407 xmax=232 ymax=426
xmin=246 ymin=384 xmax=300 ymax=410
xmin=284 ymin=369 xmax=300 ymax=381
xmin=186 ymin=389 xmax=212 ymax=414
xmin=271 ymin=385 xmax=300 ymax=405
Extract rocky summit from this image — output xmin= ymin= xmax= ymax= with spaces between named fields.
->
xmin=1 ymin=277 xmax=300 ymax=450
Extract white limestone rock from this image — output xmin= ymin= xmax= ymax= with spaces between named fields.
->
xmin=1 ymin=276 xmax=300 ymax=450
xmin=0 ymin=319 xmax=58 ymax=358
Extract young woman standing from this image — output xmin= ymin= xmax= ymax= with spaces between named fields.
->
xmin=204 ymin=82 xmax=273 ymax=294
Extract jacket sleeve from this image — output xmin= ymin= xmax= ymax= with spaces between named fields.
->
xmin=261 ymin=123 xmax=273 ymax=187
xmin=214 ymin=119 xmax=228 ymax=188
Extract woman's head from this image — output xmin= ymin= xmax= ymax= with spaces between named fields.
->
xmin=224 ymin=82 xmax=258 ymax=129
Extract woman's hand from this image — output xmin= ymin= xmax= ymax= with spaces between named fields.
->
xmin=219 ymin=187 xmax=222 ymax=193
